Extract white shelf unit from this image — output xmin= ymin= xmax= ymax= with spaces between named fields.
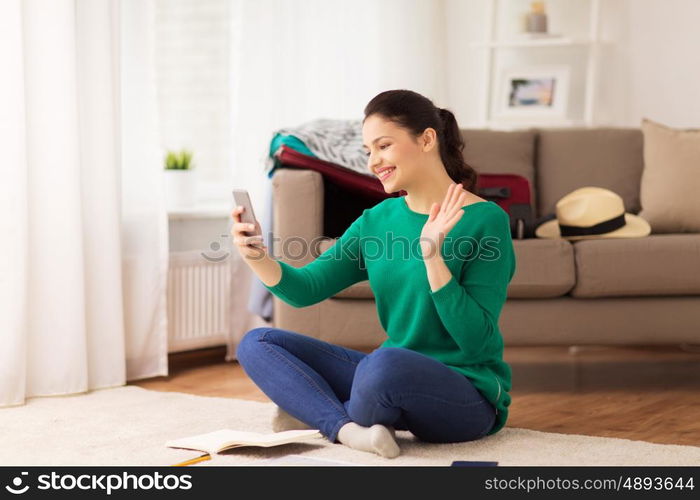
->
xmin=471 ymin=0 xmax=602 ymax=129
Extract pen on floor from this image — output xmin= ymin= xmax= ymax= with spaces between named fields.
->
xmin=172 ymin=454 xmax=211 ymax=466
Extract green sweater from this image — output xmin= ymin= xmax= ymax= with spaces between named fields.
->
xmin=262 ymin=196 xmax=515 ymax=436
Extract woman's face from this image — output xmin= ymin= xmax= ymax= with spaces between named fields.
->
xmin=362 ymin=114 xmax=433 ymax=194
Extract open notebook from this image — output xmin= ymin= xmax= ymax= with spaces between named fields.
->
xmin=166 ymin=429 xmax=323 ymax=456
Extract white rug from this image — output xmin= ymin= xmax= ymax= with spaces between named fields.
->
xmin=1 ymin=386 xmax=698 ymax=467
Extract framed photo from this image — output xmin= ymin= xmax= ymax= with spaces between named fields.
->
xmin=493 ymin=65 xmax=570 ymax=121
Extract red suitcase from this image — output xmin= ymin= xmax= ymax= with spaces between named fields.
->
xmin=475 ymin=173 xmax=535 ymax=239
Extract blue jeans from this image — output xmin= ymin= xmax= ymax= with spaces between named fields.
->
xmin=236 ymin=327 xmax=497 ymax=443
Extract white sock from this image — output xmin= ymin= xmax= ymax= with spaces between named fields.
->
xmin=337 ymin=422 xmax=400 ymax=459
xmin=271 ymin=406 xmax=312 ymax=432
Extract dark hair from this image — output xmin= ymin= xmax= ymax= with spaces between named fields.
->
xmin=363 ymin=89 xmax=478 ymax=192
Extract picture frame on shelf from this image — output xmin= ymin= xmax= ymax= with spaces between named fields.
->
xmin=492 ymin=65 xmax=570 ymax=123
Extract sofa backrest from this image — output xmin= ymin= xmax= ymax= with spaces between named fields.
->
xmin=460 ymin=127 xmax=644 ymax=218
xmin=535 ymin=127 xmax=644 ymax=218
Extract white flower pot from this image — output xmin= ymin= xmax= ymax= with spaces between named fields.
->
xmin=164 ymin=169 xmax=196 ymax=209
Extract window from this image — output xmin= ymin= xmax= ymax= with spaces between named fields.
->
xmin=154 ymin=0 xmax=233 ymax=202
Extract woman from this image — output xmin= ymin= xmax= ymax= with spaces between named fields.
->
xmin=232 ymin=89 xmax=515 ymax=459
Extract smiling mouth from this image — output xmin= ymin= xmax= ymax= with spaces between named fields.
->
xmin=378 ymin=167 xmax=396 ymax=182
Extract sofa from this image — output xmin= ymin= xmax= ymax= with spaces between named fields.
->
xmin=266 ymin=127 xmax=700 ymax=351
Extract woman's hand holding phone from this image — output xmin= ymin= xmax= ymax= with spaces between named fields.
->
xmin=231 ymin=206 xmax=266 ymax=260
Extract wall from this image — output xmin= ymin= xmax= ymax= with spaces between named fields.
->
xmin=444 ymin=0 xmax=700 ymax=129
xmin=607 ymin=0 xmax=700 ymax=128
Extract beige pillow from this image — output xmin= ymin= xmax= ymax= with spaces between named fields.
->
xmin=639 ymin=118 xmax=700 ymax=233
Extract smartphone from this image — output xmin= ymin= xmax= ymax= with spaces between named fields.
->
xmin=232 ymin=188 xmax=258 ymax=237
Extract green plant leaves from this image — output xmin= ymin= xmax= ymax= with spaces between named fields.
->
xmin=164 ymin=149 xmax=194 ymax=170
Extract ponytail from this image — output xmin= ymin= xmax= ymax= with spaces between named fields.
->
xmin=437 ymin=108 xmax=478 ymax=192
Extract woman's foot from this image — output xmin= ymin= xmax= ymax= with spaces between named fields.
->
xmin=337 ymin=422 xmax=400 ymax=459
xmin=271 ymin=405 xmax=312 ymax=432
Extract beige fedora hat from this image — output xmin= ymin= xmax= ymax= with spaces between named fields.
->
xmin=536 ymin=186 xmax=651 ymax=240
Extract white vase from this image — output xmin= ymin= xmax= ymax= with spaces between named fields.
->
xmin=164 ymin=169 xmax=196 ymax=209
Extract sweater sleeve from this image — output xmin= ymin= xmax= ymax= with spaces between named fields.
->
xmin=428 ymin=207 xmax=516 ymax=361
xmin=262 ymin=211 xmax=368 ymax=308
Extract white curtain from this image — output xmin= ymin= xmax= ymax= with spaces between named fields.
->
xmin=226 ymin=0 xmax=448 ymax=353
xmin=0 ymin=0 xmax=168 ymax=407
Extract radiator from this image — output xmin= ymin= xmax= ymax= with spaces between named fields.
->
xmin=167 ymin=251 xmax=230 ymax=352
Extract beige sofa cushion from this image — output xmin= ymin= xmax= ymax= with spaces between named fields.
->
xmin=571 ymin=234 xmax=700 ymax=298
xmin=536 ymin=128 xmax=644 ymax=219
xmin=639 ymin=118 xmax=700 ymax=233
xmin=508 ymin=239 xmax=576 ymax=298
xmin=319 ymin=237 xmax=577 ymax=300
xmin=460 ymin=128 xmax=537 ymax=208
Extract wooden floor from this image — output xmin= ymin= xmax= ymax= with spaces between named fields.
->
xmin=131 ymin=344 xmax=700 ymax=447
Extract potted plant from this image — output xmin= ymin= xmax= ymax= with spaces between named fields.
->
xmin=164 ymin=149 xmax=196 ymax=208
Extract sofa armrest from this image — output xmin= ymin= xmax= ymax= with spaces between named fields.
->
xmin=268 ymin=168 xmax=324 ymax=338
xmin=270 ymin=168 xmax=324 ymax=266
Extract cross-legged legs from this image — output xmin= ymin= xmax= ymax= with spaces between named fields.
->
xmin=236 ymin=328 xmax=495 ymax=457
xmin=236 ymin=327 xmax=367 ymax=442
xmin=344 ymin=347 xmax=496 ymax=443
